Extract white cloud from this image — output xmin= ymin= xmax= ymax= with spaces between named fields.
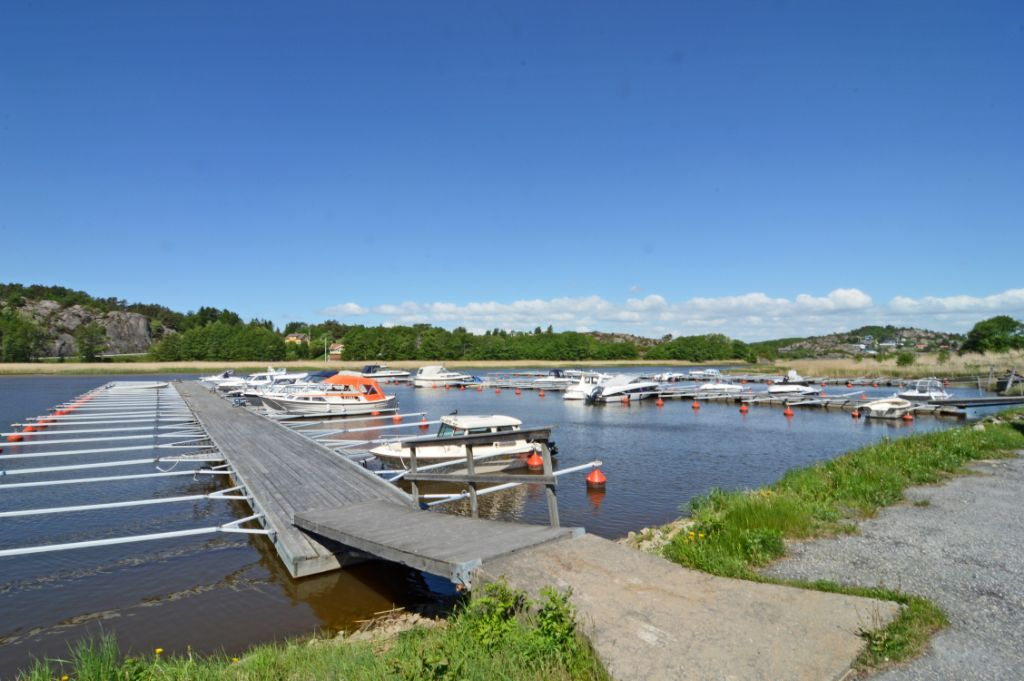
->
xmin=317 ymin=288 xmax=1024 ymax=340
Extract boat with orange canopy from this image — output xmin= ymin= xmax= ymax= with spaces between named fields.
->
xmin=259 ymin=373 xmax=397 ymax=416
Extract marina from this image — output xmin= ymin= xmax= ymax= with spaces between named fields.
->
xmin=0 ymin=370 xmax=1016 ymax=673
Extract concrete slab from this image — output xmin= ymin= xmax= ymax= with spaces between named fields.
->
xmin=476 ymin=534 xmax=900 ymax=681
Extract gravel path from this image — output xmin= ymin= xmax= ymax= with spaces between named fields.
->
xmin=762 ymin=454 xmax=1024 ymax=680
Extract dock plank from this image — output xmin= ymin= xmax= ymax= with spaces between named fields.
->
xmin=174 ymin=382 xmax=413 ymax=577
xmin=295 ymin=500 xmax=581 ymax=585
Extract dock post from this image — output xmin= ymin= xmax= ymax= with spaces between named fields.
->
xmin=541 ymin=443 xmax=560 ymax=529
xmin=409 ymin=445 xmax=419 ymax=507
xmin=465 ymin=444 xmax=479 ymax=518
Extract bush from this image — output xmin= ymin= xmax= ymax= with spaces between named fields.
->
xmin=896 ymin=351 xmax=915 ymax=367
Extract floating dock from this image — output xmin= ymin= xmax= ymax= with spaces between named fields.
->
xmin=174 ymin=382 xmax=580 ymax=582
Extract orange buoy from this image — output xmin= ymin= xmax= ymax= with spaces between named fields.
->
xmin=495 ymin=388 xmax=501 ymax=394
xmin=821 ymin=382 xmax=827 ymax=388
xmin=7 ymin=434 xmax=23 ymax=442
xmin=846 ymin=382 xmax=853 ymax=389
xmin=621 ymin=395 xmax=630 ymax=405
xmin=739 ymin=404 xmax=749 ymax=414
xmin=419 ymin=417 xmax=429 ymax=431
xmin=459 ymin=385 xmax=465 ymax=391
xmin=872 ymin=382 xmax=879 ymax=388
xmin=476 ymin=385 xmax=483 ymax=392
xmin=691 ymin=400 xmax=700 ymax=410
xmin=783 ymin=407 xmax=794 ymax=417
xmin=526 ymin=452 xmax=544 ymax=470
xmin=371 ymin=411 xmax=381 ymax=417
xmin=515 ymin=388 xmax=521 ymax=395
xmin=23 ymin=425 xmax=35 ymax=433
xmin=539 ymin=390 xmax=545 ymax=398
xmin=656 ymin=398 xmax=664 ymax=407
xmin=586 ymin=468 xmax=607 ymax=489
xmin=445 ymin=384 xmax=451 ymax=390
xmin=852 ymin=410 xmax=861 ymax=419
xmin=902 ymin=412 xmax=914 ymax=422
xmin=432 ymin=383 xmax=437 ymax=389
xmin=392 ymin=414 xmax=402 ymax=424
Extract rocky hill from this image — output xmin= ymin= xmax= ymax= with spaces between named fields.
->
xmin=776 ymin=326 xmax=963 ymax=358
xmin=12 ymin=300 xmax=154 ymax=357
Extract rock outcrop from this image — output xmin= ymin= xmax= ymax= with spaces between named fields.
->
xmin=15 ymin=300 xmax=153 ymax=357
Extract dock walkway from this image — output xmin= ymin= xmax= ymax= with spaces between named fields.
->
xmin=175 ymin=382 xmax=579 ymax=581
xmin=175 ymin=382 xmax=413 ymax=577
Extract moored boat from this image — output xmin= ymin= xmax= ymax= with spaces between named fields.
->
xmin=413 ymin=365 xmax=477 ymax=388
xmin=370 ymin=415 xmax=546 ymax=472
xmin=767 ymin=370 xmax=820 ymax=396
xmin=896 ymin=378 xmax=950 ymax=402
xmin=586 ymin=374 xmax=660 ymax=403
xmin=361 ymin=364 xmax=412 ymax=380
xmin=861 ymin=397 xmax=914 ymax=419
xmin=259 ymin=373 xmax=397 ymax=416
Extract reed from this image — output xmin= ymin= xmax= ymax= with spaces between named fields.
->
xmin=785 ymin=350 xmax=1024 ymax=380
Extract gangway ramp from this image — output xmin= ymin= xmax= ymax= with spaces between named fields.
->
xmin=295 ymin=500 xmax=581 ymax=586
xmin=174 ymin=382 xmax=413 ymax=577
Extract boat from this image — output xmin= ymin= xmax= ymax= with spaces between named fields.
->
xmin=767 ymin=370 xmax=820 ymax=396
xmin=585 ymin=374 xmax=661 ymax=403
xmin=370 ymin=414 xmax=546 ymax=472
xmin=896 ymin=378 xmax=950 ymax=402
xmin=216 ymin=367 xmax=288 ymax=394
xmin=861 ymin=397 xmax=914 ymax=419
xmin=697 ymin=380 xmax=745 ymax=393
xmin=532 ymin=369 xmax=579 ymax=391
xmin=563 ymin=372 xmax=611 ymax=400
xmin=413 ymin=365 xmax=477 ymax=388
xmin=687 ymin=368 xmax=722 ymax=380
xmin=199 ymin=369 xmax=235 ymax=386
xmin=650 ymin=371 xmax=690 ymax=383
xmin=259 ymin=373 xmax=397 ymax=416
xmin=361 ymin=364 xmax=412 ymax=380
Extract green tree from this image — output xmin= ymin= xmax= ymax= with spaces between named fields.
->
xmin=960 ymin=316 xmax=1024 ymax=354
xmin=0 ymin=310 xmax=47 ymax=361
xmin=896 ymin=351 xmax=915 ymax=366
xmin=75 ymin=322 xmax=108 ymax=361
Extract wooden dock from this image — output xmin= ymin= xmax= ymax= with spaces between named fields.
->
xmin=174 ymin=382 xmax=580 ymax=582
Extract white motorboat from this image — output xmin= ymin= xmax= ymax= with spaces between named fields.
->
xmin=651 ymin=371 xmax=690 ymax=383
xmin=861 ymin=397 xmax=914 ymax=419
xmin=370 ymin=415 xmax=543 ymax=472
xmin=687 ymin=368 xmax=722 ymax=380
xmin=586 ymin=374 xmax=661 ymax=403
xmin=532 ymin=369 xmax=578 ymax=391
xmin=361 ymin=364 xmax=412 ymax=380
xmin=199 ymin=369 xmax=235 ymax=386
xmin=413 ymin=365 xmax=477 ymax=388
xmin=259 ymin=373 xmax=397 ymax=416
xmin=216 ymin=367 xmax=288 ymax=394
xmin=698 ymin=380 xmax=745 ymax=393
xmin=767 ymin=370 xmax=820 ymax=396
xmin=563 ymin=372 xmax=611 ymax=400
xmin=896 ymin=378 xmax=950 ymax=402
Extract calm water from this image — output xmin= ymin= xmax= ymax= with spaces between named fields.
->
xmin=0 ymin=371 xmax=987 ymax=676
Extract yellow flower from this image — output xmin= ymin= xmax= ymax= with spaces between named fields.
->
xmin=60 ymin=676 xmax=69 ymax=681
xmin=688 ymin=531 xmax=695 ymax=540
xmin=155 ymin=648 xmax=164 ymax=656
xmin=698 ymin=532 xmax=705 ymax=540
xmin=232 ymin=657 xmax=239 ymax=664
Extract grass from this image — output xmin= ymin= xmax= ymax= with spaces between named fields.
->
xmin=785 ymin=350 xmax=1024 ymax=380
xmin=17 ymin=583 xmax=609 ymax=681
xmin=662 ymin=412 xmax=1024 ymax=670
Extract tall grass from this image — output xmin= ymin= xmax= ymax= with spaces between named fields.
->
xmin=18 ymin=583 xmax=608 ymax=681
xmin=663 ymin=413 xmax=1024 ymax=667
xmin=786 ymin=350 xmax=1024 ymax=380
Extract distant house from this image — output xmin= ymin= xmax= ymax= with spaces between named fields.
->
xmin=328 ymin=343 xmax=344 ymax=361
xmin=285 ymin=333 xmax=309 ymax=344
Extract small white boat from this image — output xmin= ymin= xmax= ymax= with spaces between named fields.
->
xmin=216 ymin=367 xmax=288 ymax=394
xmin=199 ymin=369 xmax=235 ymax=386
xmin=861 ymin=397 xmax=914 ymax=419
xmin=767 ymin=370 xmax=820 ymax=396
xmin=413 ymin=365 xmax=477 ymax=388
xmin=687 ymin=368 xmax=722 ymax=380
xmin=698 ymin=381 xmax=745 ymax=393
xmin=651 ymin=372 xmax=690 ymax=383
xmin=361 ymin=364 xmax=412 ymax=380
xmin=586 ymin=374 xmax=661 ymax=403
xmin=896 ymin=378 xmax=950 ymax=402
xmin=563 ymin=372 xmax=611 ymax=400
xmin=532 ymin=369 xmax=578 ymax=391
xmin=260 ymin=374 xmax=397 ymax=416
xmin=370 ymin=415 xmax=541 ymax=472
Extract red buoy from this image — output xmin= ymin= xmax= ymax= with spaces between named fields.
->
xmin=495 ymin=388 xmax=501 ymax=394
xmin=846 ymin=382 xmax=853 ymax=389
xmin=783 ymin=407 xmax=794 ymax=417
xmin=392 ymin=414 xmax=402 ymax=424
xmin=526 ymin=452 xmax=544 ymax=470
xmin=419 ymin=417 xmax=429 ymax=431
xmin=6 ymin=434 xmax=23 ymax=443
xmin=476 ymin=385 xmax=483 ymax=392
xmin=371 ymin=411 xmax=381 ymax=417
xmin=515 ymin=388 xmax=521 ymax=396
xmin=586 ymin=468 xmax=607 ymax=489
xmin=902 ymin=412 xmax=914 ymax=422
xmin=459 ymin=385 xmax=465 ymax=391
xmin=23 ymin=425 xmax=35 ymax=433
xmin=872 ymin=382 xmax=879 ymax=388
xmin=852 ymin=410 xmax=861 ymax=419
xmin=539 ymin=390 xmax=545 ymax=398
xmin=656 ymin=398 xmax=664 ymax=407
xmin=739 ymin=404 xmax=749 ymax=414
xmin=821 ymin=382 xmax=827 ymax=388
xmin=621 ymin=395 xmax=630 ymax=405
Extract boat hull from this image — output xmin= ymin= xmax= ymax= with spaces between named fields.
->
xmin=260 ymin=394 xmax=398 ymax=416
xmin=372 ymin=441 xmax=537 ymax=472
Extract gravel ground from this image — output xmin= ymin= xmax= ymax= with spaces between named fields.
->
xmin=762 ymin=453 xmax=1024 ymax=681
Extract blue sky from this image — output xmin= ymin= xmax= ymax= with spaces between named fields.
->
xmin=2 ymin=1 xmax=1021 ymax=340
